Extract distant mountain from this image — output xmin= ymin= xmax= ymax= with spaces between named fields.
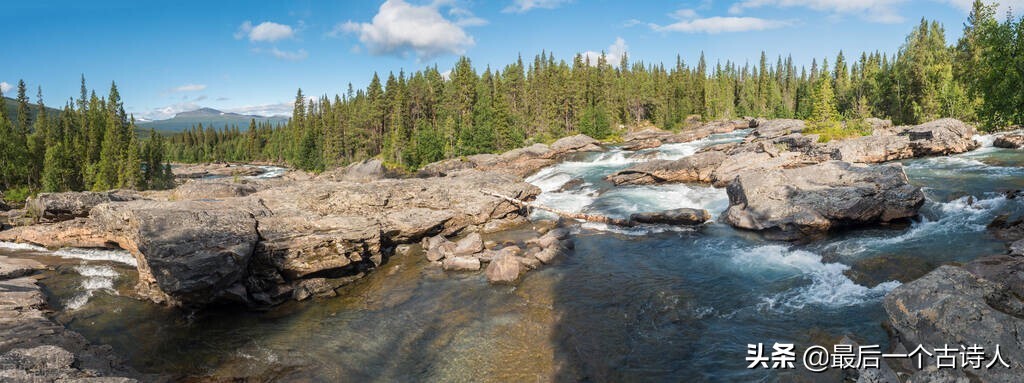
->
xmin=139 ymin=107 xmax=290 ymax=132
xmin=2 ymin=96 xmax=62 ymax=121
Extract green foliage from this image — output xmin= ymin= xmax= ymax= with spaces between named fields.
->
xmin=1 ymin=78 xmax=173 ymax=195
xmin=805 ymin=119 xmax=873 ymax=143
xmin=147 ymin=5 xmax=1024 ymax=170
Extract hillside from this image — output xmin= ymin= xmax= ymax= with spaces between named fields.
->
xmin=2 ymin=96 xmax=62 ymax=120
xmin=139 ymin=107 xmax=289 ymax=132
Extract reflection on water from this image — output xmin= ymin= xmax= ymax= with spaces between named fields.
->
xmin=2 ymin=131 xmax=1023 ymax=381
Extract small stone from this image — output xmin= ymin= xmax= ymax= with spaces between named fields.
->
xmin=486 ymin=255 xmax=521 ymax=284
xmin=454 ymin=233 xmax=484 ymax=256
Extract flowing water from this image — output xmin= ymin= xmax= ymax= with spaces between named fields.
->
xmin=2 ymin=132 xmax=1024 ymax=382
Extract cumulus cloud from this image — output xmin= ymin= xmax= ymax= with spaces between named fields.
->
xmin=223 ymin=102 xmax=294 ymax=117
xmin=503 ymin=0 xmax=571 ymax=13
xmin=172 ymin=83 xmax=206 ymax=92
xmin=729 ymin=0 xmax=905 ymax=24
xmin=0 ymin=82 xmax=11 ymax=95
xmin=339 ymin=0 xmax=478 ymax=59
xmin=581 ymin=37 xmax=628 ymax=66
xmin=648 ymin=9 xmax=791 ymax=33
xmin=235 ymin=21 xmax=296 ymax=42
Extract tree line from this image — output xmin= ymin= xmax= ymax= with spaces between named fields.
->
xmin=0 ymin=77 xmax=174 ymax=200
xmin=167 ymin=3 xmax=1005 ymax=172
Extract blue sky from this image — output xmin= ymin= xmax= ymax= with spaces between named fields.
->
xmin=0 ymin=0 xmax=1013 ymax=120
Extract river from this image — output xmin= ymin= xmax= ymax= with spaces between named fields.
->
xmin=2 ymin=131 xmax=1022 ymax=381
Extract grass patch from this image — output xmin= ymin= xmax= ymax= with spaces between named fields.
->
xmin=804 ymin=119 xmax=873 ymax=143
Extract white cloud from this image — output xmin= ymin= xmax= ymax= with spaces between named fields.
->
xmin=266 ymin=47 xmax=305 ymax=60
xmin=939 ymin=0 xmax=1024 ymax=15
xmin=139 ymin=102 xmax=202 ymax=121
xmin=172 ymin=83 xmax=207 ymax=92
xmin=648 ymin=9 xmax=791 ymax=33
xmin=223 ymin=102 xmax=294 ymax=117
xmin=235 ymin=21 xmax=295 ymax=42
xmin=0 ymin=82 xmax=11 ymax=95
xmin=503 ymin=0 xmax=571 ymax=13
xmin=729 ymin=0 xmax=905 ymax=24
xmin=582 ymin=37 xmax=629 ymax=66
xmin=339 ymin=0 xmax=477 ymax=59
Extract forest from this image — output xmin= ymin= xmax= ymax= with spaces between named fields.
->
xmin=0 ymin=78 xmax=174 ymax=200
xmin=163 ymin=2 xmax=1008 ymax=173
xmin=2 ymin=1 xmax=1022 ymax=192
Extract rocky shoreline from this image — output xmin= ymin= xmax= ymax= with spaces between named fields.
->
xmin=0 ymin=255 xmax=144 ymax=382
xmin=1 ymin=116 xmax=1023 ymax=381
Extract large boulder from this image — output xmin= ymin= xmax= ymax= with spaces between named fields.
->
xmin=747 ymin=119 xmax=805 ymax=141
xmin=711 ymin=151 xmax=810 ymax=187
xmin=607 ymin=151 xmax=726 ymax=186
xmin=994 ymin=134 xmax=1024 ymax=149
xmin=546 ymin=135 xmax=602 ymax=157
xmin=26 ymin=190 xmax=142 ymax=223
xmin=884 ymin=265 xmax=1024 ymax=382
xmin=320 ymin=159 xmax=387 ymax=182
xmin=824 ymin=135 xmax=914 ymax=163
xmin=171 ymin=181 xmax=258 ymax=200
xmin=904 ymin=118 xmax=979 ymax=155
xmin=724 ymin=161 xmax=925 ymax=240
xmin=88 ymin=200 xmax=266 ymax=307
xmin=629 ymin=208 xmax=710 ymax=226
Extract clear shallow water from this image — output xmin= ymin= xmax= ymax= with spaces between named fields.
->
xmin=2 ymin=131 xmax=1023 ymax=382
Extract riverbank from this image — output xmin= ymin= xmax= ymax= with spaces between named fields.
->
xmin=1 ymin=118 xmax=1023 ymax=381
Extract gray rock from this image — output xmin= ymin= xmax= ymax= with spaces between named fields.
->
xmin=453 ymin=232 xmax=484 ymax=256
xmin=485 ymin=254 xmax=521 ymax=284
xmin=904 ymin=118 xmax=979 ymax=156
xmin=630 ymin=208 xmax=710 ymax=226
xmin=442 ymin=256 xmax=481 ymax=271
xmin=320 ymin=159 xmax=387 ymax=182
xmin=171 ymin=181 xmax=258 ymax=200
xmin=0 ymin=256 xmax=43 ymax=280
xmin=26 ymin=191 xmax=142 ymax=223
xmin=724 ymin=161 xmax=924 ymax=240
xmin=88 ymin=200 xmax=265 ymax=307
xmin=994 ymin=134 xmax=1024 ymax=149
xmin=837 ymin=336 xmax=900 ymax=383
xmin=607 ymin=151 xmax=726 ymax=186
xmin=547 ymin=134 xmax=602 ymax=156
xmin=884 ymin=265 xmax=1024 ymax=383
xmin=748 ymin=119 xmax=805 ymax=141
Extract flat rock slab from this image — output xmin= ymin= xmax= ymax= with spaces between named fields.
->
xmin=0 ymin=257 xmax=43 ymax=280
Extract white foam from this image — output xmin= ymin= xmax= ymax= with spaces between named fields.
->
xmin=246 ymin=165 xmax=287 ymax=179
xmin=826 ymin=195 xmax=1009 ymax=256
xmin=65 ymin=265 xmax=120 ymax=311
xmin=0 ymin=242 xmax=48 ymax=252
xmin=974 ymin=133 xmax=997 ymax=147
xmin=1 ymin=242 xmax=136 ymax=267
xmin=53 ymin=248 xmax=137 ymax=267
xmin=730 ymin=245 xmax=898 ymax=311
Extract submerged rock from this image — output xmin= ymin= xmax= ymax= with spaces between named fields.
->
xmin=629 ymin=208 xmax=710 ymax=226
xmin=724 ymin=161 xmax=924 ymax=240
